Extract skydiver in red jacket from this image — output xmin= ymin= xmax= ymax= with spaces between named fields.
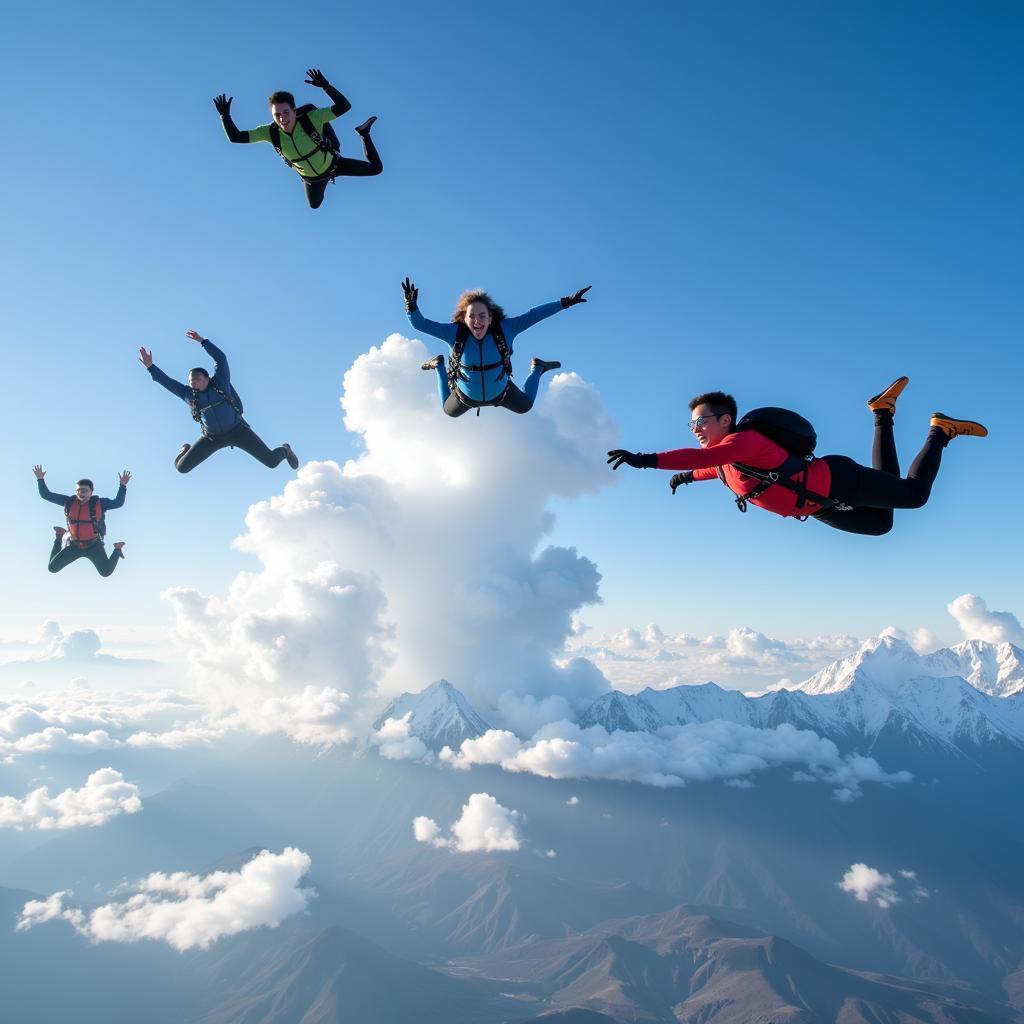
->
xmin=607 ymin=378 xmax=987 ymax=536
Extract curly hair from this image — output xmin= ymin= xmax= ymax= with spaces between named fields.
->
xmin=450 ymin=289 xmax=506 ymax=324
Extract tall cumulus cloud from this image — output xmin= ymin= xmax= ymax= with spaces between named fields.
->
xmin=163 ymin=332 xmax=616 ymax=738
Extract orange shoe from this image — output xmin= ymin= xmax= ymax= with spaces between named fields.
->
xmin=867 ymin=376 xmax=909 ymax=414
xmin=930 ymin=413 xmax=988 ymax=439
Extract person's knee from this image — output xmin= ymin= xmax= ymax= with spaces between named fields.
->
xmin=307 ymin=191 xmax=325 ymax=210
xmin=47 ymin=562 xmax=60 ymax=574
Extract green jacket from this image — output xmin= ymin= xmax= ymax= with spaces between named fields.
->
xmin=231 ymin=107 xmax=339 ymax=178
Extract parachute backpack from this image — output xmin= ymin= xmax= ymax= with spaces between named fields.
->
xmin=268 ymin=104 xmax=340 ymax=171
xmin=448 ymin=321 xmax=514 ymax=417
xmin=716 ymin=407 xmax=845 ymax=516
xmin=63 ymin=495 xmax=104 ymax=546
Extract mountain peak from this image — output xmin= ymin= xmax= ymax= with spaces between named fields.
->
xmin=374 ymin=680 xmax=491 ymax=751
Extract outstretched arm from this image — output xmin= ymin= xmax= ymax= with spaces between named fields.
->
xmin=402 ymin=278 xmax=457 ymax=347
xmin=187 ymin=330 xmax=231 ymax=390
xmin=140 ymin=346 xmax=190 ymax=402
xmin=305 ymin=68 xmax=352 ymax=118
xmin=34 ymin=468 xmax=68 ymax=506
xmin=101 ymin=476 xmax=128 ymax=511
xmin=213 ymin=94 xmax=251 ymax=144
xmin=502 ymin=286 xmax=589 ymax=338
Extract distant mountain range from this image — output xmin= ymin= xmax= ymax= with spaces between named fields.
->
xmin=379 ymin=638 xmax=1024 ymax=759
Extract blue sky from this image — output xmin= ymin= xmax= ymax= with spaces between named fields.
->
xmin=3 ymin=0 xmax=1021 ymax=656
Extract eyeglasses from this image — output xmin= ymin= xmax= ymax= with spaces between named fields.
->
xmin=688 ymin=412 xmax=724 ymax=431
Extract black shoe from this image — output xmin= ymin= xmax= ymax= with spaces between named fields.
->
xmin=421 ymin=355 xmax=444 ymax=371
xmin=530 ymin=358 xmax=561 ymax=373
xmin=354 ymin=115 xmax=377 ymax=136
xmin=282 ymin=443 xmax=300 ymax=470
xmin=178 ymin=443 xmax=191 ymax=458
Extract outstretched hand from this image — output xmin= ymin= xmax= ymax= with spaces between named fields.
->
xmin=33 ymin=464 xmax=45 ymax=480
xmin=305 ymin=67 xmax=330 ymax=89
xmin=607 ymin=449 xmax=658 ymax=471
xmin=213 ymin=94 xmax=233 ymax=116
xmin=669 ymin=471 xmax=694 ymax=494
xmin=402 ymin=277 xmax=419 ymax=312
xmin=561 ymin=285 xmax=592 ymax=308
xmin=138 ymin=347 xmax=153 ymax=369
xmin=119 ymin=470 xmax=132 ymax=486
xmin=185 ymin=330 xmax=206 ymax=344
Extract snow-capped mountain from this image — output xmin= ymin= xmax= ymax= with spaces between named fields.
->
xmin=373 ymin=680 xmax=491 ymax=752
xmin=581 ymin=637 xmax=1024 ymax=754
xmin=923 ymin=640 xmax=1024 ymax=697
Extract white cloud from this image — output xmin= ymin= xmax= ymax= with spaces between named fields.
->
xmin=0 ymin=621 xmax=162 ymax=674
xmin=441 ymin=721 xmax=911 ymax=799
xmin=372 ymin=714 xmax=430 ymax=762
xmin=413 ymin=792 xmax=523 ymax=853
xmin=17 ymin=848 xmax=312 ymax=951
xmin=161 ymin=335 xmax=616 ymax=740
xmin=494 ymin=692 xmax=575 ymax=736
xmin=948 ymin=594 xmax=1024 ymax=646
xmin=0 ymin=768 xmax=141 ymax=830
xmin=569 ymin=624 xmax=861 ymax=693
xmin=879 ymin=626 xmax=941 ymax=654
xmin=838 ymin=863 xmax=900 ymax=907
xmin=5 ymin=727 xmax=120 ymax=755
xmin=0 ymin=689 xmax=214 ymax=761
xmin=565 ymin=795 xmax=580 ymax=806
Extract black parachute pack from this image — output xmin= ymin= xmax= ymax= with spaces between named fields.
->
xmin=268 ymin=105 xmax=340 ymax=172
xmin=448 ymin=321 xmax=514 ymax=416
xmin=189 ymin=382 xmax=245 ymax=438
xmin=716 ymin=407 xmax=841 ymax=516
xmin=63 ymin=495 xmax=104 ymax=544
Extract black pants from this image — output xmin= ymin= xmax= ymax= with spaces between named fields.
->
xmin=303 ymin=134 xmax=383 ymax=210
xmin=175 ymin=422 xmax=288 ymax=473
xmin=48 ymin=537 xmax=121 ymax=577
xmin=443 ymin=382 xmax=535 ymax=418
xmin=814 ymin=415 xmax=948 ymax=536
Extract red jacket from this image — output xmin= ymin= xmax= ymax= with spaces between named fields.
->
xmin=657 ymin=430 xmax=832 ymax=518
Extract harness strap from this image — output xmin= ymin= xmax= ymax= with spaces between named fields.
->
xmin=721 ymin=456 xmax=843 ymax=516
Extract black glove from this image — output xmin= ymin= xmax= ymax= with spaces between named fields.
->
xmin=607 ymin=450 xmax=658 ymax=470
xmin=669 ymin=471 xmax=694 ymax=494
xmin=305 ymin=67 xmax=330 ymax=89
xmin=561 ymin=285 xmax=592 ymax=309
xmin=213 ymin=94 xmax=233 ymax=116
xmin=402 ymin=277 xmax=419 ymax=312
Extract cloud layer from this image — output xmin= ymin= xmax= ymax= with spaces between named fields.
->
xmin=0 ymin=768 xmax=141 ymax=830
xmin=440 ymin=720 xmax=912 ymax=800
xmin=413 ymin=792 xmax=523 ymax=853
xmin=17 ymin=848 xmax=312 ymax=951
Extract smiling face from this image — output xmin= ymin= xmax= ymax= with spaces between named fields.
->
xmin=271 ymin=101 xmax=297 ymax=134
xmin=690 ymin=403 xmax=732 ymax=447
xmin=74 ymin=482 xmax=93 ymax=501
xmin=464 ymin=301 xmax=493 ymax=341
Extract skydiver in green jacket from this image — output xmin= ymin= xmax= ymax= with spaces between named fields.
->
xmin=214 ymin=68 xmax=381 ymax=209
